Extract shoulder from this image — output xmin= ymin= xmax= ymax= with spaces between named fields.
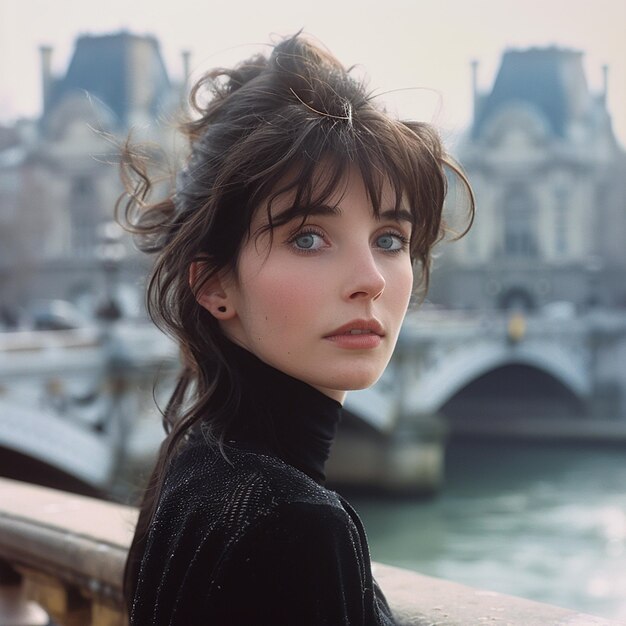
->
xmin=157 ymin=438 xmax=345 ymax=532
xmin=136 ymin=441 xmax=378 ymax=625
xmin=199 ymin=496 xmax=374 ymax=625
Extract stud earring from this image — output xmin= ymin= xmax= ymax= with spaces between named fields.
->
xmin=217 ymin=306 xmax=227 ymax=313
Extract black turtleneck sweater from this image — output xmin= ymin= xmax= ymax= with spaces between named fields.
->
xmin=130 ymin=343 xmax=396 ymax=625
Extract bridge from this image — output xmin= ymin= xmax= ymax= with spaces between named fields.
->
xmin=1 ymin=309 xmax=626 ymax=495
xmin=0 ymin=323 xmax=178 ymax=497
xmin=346 ymin=309 xmax=626 ymax=432
xmin=336 ymin=309 xmax=626 ymax=491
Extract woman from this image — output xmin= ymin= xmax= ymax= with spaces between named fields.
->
xmin=121 ymin=33 xmax=472 ymax=625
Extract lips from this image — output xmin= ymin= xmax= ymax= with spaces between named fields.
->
xmin=324 ymin=319 xmax=385 ymax=338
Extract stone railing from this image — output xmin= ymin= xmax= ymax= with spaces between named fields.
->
xmin=0 ymin=478 xmax=618 ymax=625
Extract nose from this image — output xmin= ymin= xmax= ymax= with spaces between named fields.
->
xmin=344 ymin=249 xmax=386 ymax=301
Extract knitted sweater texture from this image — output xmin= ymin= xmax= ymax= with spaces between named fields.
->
xmin=130 ymin=344 xmax=395 ymax=625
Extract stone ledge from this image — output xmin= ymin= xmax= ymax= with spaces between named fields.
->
xmin=0 ymin=478 xmax=620 ymax=625
xmin=373 ymin=562 xmax=617 ymax=626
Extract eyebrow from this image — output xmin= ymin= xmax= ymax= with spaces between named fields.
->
xmin=378 ymin=209 xmax=414 ymax=224
xmin=283 ymin=204 xmax=341 ymax=218
xmin=280 ymin=205 xmax=414 ymax=224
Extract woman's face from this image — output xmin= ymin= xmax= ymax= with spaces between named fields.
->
xmin=219 ymin=168 xmax=414 ymax=403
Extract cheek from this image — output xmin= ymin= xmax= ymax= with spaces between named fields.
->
xmin=387 ymin=261 xmax=414 ymax=312
xmin=402 ymin=266 xmax=415 ymax=303
xmin=241 ymin=264 xmax=323 ymax=329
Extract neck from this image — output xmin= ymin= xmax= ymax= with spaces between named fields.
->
xmin=311 ymin=385 xmax=346 ymax=404
xmin=222 ymin=341 xmax=343 ymax=484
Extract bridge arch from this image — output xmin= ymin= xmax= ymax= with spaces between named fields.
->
xmin=0 ymin=399 xmax=114 ymax=490
xmin=442 ymin=362 xmax=587 ymax=427
xmin=408 ymin=341 xmax=589 ymax=416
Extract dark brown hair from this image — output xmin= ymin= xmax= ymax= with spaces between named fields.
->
xmin=118 ymin=33 xmax=473 ymax=613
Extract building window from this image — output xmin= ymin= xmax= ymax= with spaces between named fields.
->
xmin=554 ymin=187 xmax=569 ymax=256
xmin=70 ymin=176 xmax=97 ymax=256
xmin=503 ymin=187 xmax=537 ymax=257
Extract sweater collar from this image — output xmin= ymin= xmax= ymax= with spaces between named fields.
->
xmin=223 ymin=340 xmax=342 ymax=485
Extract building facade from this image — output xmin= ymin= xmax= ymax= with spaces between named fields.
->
xmin=429 ymin=47 xmax=626 ymax=311
xmin=0 ymin=32 xmax=185 ymax=321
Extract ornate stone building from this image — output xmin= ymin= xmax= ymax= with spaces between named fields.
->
xmin=0 ymin=32 xmax=184 ymax=319
xmin=429 ymin=47 xmax=626 ymax=311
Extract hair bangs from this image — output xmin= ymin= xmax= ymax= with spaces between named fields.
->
xmin=220 ymin=109 xmax=446 ymax=266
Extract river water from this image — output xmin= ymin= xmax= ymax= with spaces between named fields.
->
xmin=350 ymin=439 xmax=626 ymax=622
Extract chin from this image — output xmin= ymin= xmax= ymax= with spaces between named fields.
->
xmin=321 ymin=365 xmax=386 ymax=393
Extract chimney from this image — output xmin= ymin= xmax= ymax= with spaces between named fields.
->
xmin=601 ymin=64 xmax=609 ymax=105
xmin=39 ymin=45 xmax=53 ymax=113
xmin=470 ymin=59 xmax=479 ymax=123
xmin=181 ymin=50 xmax=191 ymax=91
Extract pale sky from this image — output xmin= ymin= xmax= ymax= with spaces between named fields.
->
xmin=1 ymin=0 xmax=625 ymax=147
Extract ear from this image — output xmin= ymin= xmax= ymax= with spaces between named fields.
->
xmin=189 ymin=261 xmax=237 ymax=320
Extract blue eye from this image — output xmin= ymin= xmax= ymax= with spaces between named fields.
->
xmin=292 ymin=231 xmax=325 ymax=251
xmin=376 ymin=233 xmax=405 ymax=251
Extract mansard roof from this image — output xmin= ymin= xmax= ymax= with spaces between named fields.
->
xmin=43 ymin=31 xmax=172 ymax=132
xmin=472 ymin=47 xmax=596 ymax=140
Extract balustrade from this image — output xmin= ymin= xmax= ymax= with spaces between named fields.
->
xmin=0 ymin=478 xmax=618 ymax=625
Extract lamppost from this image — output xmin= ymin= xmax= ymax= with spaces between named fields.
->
xmin=95 ymin=221 xmax=126 ymax=322
xmin=94 ymin=221 xmax=132 ymax=491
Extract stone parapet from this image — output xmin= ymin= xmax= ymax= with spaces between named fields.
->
xmin=0 ymin=478 xmax=618 ymax=625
